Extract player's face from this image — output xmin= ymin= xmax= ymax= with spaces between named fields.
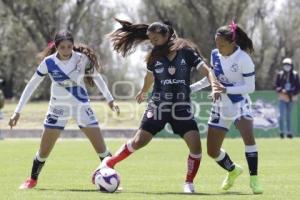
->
xmin=215 ymin=35 xmax=235 ymax=56
xmin=56 ymin=40 xmax=73 ymax=60
xmin=148 ymin=32 xmax=169 ymax=46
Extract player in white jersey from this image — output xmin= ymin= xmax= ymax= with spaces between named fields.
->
xmin=190 ymin=21 xmax=263 ymax=194
xmin=8 ymin=30 xmax=120 ymax=189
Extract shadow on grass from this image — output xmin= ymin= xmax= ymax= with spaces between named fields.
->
xmin=125 ymin=191 xmax=253 ymax=196
xmin=35 ymin=188 xmax=253 ymax=196
xmin=35 ymin=188 xmax=100 ymax=193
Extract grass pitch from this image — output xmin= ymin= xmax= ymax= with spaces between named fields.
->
xmin=0 ymin=138 xmax=299 ymax=200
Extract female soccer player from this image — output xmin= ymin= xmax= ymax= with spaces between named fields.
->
xmin=190 ymin=21 xmax=263 ymax=194
xmin=93 ymin=18 xmax=222 ymax=193
xmin=9 ymin=30 xmax=120 ymax=189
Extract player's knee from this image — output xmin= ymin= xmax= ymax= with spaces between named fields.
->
xmin=190 ymin=143 xmax=202 ymax=154
xmin=207 ymin=147 xmax=219 ymax=158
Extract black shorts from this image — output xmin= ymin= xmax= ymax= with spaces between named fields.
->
xmin=140 ymin=104 xmax=199 ymax=137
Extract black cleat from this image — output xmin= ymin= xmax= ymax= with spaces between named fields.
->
xmin=279 ymin=133 xmax=284 ymax=139
xmin=286 ymin=134 xmax=293 ymax=139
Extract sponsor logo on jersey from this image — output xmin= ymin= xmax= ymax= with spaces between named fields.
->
xmin=168 ymin=66 xmax=176 ymax=75
xmin=161 ymin=79 xmax=186 ymax=85
xmin=51 ymin=70 xmax=64 ymax=79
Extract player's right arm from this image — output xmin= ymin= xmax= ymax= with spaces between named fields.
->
xmin=136 ymin=70 xmax=154 ymax=104
xmin=9 ymin=61 xmax=47 ymax=128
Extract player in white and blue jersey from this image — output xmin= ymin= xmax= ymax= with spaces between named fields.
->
xmin=8 ymin=30 xmax=120 ymax=189
xmin=190 ymin=21 xmax=263 ymax=194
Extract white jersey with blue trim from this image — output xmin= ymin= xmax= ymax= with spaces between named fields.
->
xmin=37 ymin=51 xmax=91 ymax=104
xmin=15 ymin=51 xmax=114 ymax=113
xmin=210 ymin=47 xmax=255 ymax=104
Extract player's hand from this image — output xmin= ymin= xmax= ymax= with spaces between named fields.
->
xmin=211 ymin=82 xmax=226 ymax=101
xmin=136 ymin=91 xmax=147 ymax=104
xmin=9 ymin=112 xmax=20 ymax=129
xmin=169 ymin=38 xmax=188 ymax=52
xmin=108 ymin=101 xmax=120 ymax=116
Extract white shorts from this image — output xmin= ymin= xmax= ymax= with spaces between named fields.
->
xmin=44 ymin=102 xmax=98 ymax=130
xmin=208 ymin=97 xmax=252 ymax=131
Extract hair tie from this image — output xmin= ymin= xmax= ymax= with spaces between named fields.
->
xmin=47 ymin=41 xmax=55 ymax=48
xmin=229 ymin=20 xmax=237 ymax=41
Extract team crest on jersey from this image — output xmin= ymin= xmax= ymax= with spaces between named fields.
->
xmin=230 ymin=63 xmax=239 ymax=72
xmin=168 ymin=66 xmax=176 ymax=75
xmin=155 ymin=67 xmax=164 ymax=73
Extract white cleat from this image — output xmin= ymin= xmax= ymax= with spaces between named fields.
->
xmin=183 ymin=182 xmax=195 ymax=193
xmin=99 ymin=156 xmax=112 ymax=169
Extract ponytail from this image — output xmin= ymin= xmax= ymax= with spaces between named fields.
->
xmin=108 ymin=18 xmax=149 ymax=57
xmin=73 ymin=43 xmax=102 ymax=87
xmin=216 ymin=21 xmax=254 ymax=54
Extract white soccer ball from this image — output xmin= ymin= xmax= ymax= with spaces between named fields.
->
xmin=94 ymin=168 xmax=120 ymax=193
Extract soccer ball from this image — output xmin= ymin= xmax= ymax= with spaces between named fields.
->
xmin=94 ymin=168 xmax=120 ymax=193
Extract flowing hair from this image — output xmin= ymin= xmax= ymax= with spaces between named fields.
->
xmin=109 ymin=18 xmax=202 ymax=66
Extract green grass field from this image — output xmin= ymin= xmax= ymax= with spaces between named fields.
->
xmin=1 ymin=138 xmax=299 ymax=200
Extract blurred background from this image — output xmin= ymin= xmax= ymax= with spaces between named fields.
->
xmin=1 ymin=0 xmax=300 ymax=99
xmin=0 ymin=0 xmax=299 ymax=136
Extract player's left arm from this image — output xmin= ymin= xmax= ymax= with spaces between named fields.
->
xmin=92 ymin=71 xmax=120 ymax=115
xmin=226 ymin=54 xmax=255 ymax=94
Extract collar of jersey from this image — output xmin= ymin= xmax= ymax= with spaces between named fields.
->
xmin=54 ymin=50 xmax=75 ymax=65
xmin=220 ymin=46 xmax=241 ymax=60
xmin=53 ymin=50 xmax=76 ymax=74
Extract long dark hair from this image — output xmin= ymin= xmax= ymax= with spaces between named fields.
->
xmin=216 ymin=22 xmax=254 ymax=54
xmin=37 ymin=30 xmax=101 ymax=87
xmin=109 ymin=18 xmax=200 ymax=65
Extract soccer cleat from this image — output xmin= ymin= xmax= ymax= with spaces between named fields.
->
xmin=19 ymin=178 xmax=37 ymax=189
xmin=221 ymin=164 xmax=243 ymax=190
xmin=286 ymin=134 xmax=293 ymax=139
xmin=250 ymin=176 xmax=263 ymax=194
xmin=279 ymin=133 xmax=284 ymax=139
xmin=183 ymin=182 xmax=195 ymax=193
xmin=99 ymin=156 xmax=113 ymax=169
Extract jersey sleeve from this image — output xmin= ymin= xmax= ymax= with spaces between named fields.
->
xmin=93 ymin=71 xmax=114 ymax=102
xmin=226 ymin=53 xmax=256 ymax=94
xmin=80 ymin=54 xmax=93 ymax=71
xmin=184 ymin=48 xmax=204 ymax=69
xmin=36 ymin=59 xmax=48 ymax=77
xmin=240 ymin=53 xmax=255 ymax=77
xmin=14 ymin=73 xmax=45 ymax=113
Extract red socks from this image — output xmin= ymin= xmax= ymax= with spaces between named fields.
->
xmin=107 ymin=141 xmax=135 ymax=168
xmin=185 ymin=153 xmax=202 ymax=183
